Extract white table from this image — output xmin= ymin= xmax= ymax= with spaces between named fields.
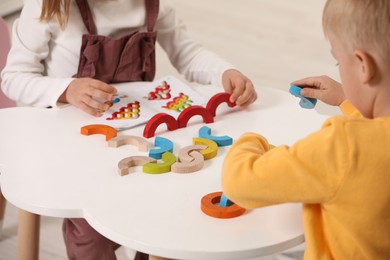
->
xmin=0 ymin=84 xmax=331 ymax=260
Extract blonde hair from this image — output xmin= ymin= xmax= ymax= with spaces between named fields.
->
xmin=39 ymin=0 xmax=71 ymax=29
xmin=323 ymin=0 xmax=390 ymax=63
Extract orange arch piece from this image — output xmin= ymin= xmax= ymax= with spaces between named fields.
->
xmin=206 ymin=92 xmax=236 ymax=117
xmin=143 ymin=113 xmax=179 ymax=138
xmin=177 ymin=105 xmax=214 ymax=128
xmin=201 ymin=191 xmax=246 ymax=219
xmin=80 ymin=124 xmax=117 ymax=141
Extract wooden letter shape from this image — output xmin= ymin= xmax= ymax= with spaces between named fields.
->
xmin=118 ymin=156 xmax=156 ymax=176
xmin=171 ymin=151 xmax=204 ymax=173
xmin=205 ymin=92 xmax=236 ymax=117
xmin=198 ymin=126 xmax=233 ymax=147
xmin=192 ymin=137 xmax=218 ymax=160
xmin=143 ymin=152 xmax=176 ymax=174
xmin=80 ymin=124 xmax=117 ymax=141
xmin=201 ymin=191 xmax=246 ymax=219
xmin=177 ymin=105 xmax=214 ymax=128
xmin=143 ymin=113 xmax=179 ymax=138
xmin=289 ymin=85 xmax=317 ymax=109
xmin=108 ymin=135 xmax=151 ymax=152
xmin=149 ymin=136 xmax=174 ymax=160
xmin=176 ymin=145 xmax=208 ymax=163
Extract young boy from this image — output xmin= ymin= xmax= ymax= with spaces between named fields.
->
xmin=222 ymin=0 xmax=390 ymax=259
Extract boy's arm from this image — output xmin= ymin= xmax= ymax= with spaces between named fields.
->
xmin=222 ymin=118 xmax=351 ymax=209
xmin=291 ymin=76 xmax=362 ymax=116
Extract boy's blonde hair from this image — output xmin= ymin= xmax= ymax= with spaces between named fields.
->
xmin=323 ymin=0 xmax=390 ymax=64
xmin=40 ymin=0 xmax=70 ymax=29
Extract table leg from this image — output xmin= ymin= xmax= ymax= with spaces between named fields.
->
xmin=0 ymin=190 xmax=6 ymax=231
xmin=17 ymin=209 xmax=40 ymax=260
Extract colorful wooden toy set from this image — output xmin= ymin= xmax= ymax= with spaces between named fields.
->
xmin=80 ymin=123 xmax=246 ymax=219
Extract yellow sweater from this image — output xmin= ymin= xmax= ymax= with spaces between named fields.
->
xmin=222 ymin=101 xmax=390 ymax=259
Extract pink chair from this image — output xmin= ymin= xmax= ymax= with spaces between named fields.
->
xmin=0 ymin=16 xmax=16 ymax=108
xmin=0 ymin=16 xmax=14 ymax=230
xmin=0 ymin=16 xmax=40 ymax=260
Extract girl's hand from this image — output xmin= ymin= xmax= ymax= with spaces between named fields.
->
xmin=59 ymin=78 xmax=117 ymax=117
xmin=291 ymin=75 xmax=345 ymax=106
xmin=222 ymin=69 xmax=257 ymax=108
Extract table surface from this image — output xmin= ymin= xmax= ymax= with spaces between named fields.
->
xmin=0 ymin=83 xmax=332 ymax=260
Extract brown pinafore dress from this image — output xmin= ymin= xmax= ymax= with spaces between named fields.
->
xmin=74 ymin=0 xmax=159 ymax=83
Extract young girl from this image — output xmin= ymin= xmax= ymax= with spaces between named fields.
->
xmin=222 ymin=0 xmax=390 ymax=259
xmin=1 ymin=0 xmax=257 ymax=116
xmin=1 ymin=0 xmax=257 ymax=259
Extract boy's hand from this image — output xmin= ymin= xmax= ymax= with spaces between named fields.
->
xmin=291 ymin=76 xmax=345 ymax=106
xmin=59 ymin=78 xmax=117 ymax=117
xmin=222 ymin=69 xmax=257 ymax=108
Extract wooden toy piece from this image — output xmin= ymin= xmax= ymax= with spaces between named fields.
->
xmin=192 ymin=137 xmax=218 ymax=160
xmin=143 ymin=152 xmax=176 ymax=174
xmin=149 ymin=136 xmax=174 ymax=160
xmin=198 ymin=126 xmax=233 ymax=147
xmin=171 ymin=151 xmax=204 ymax=173
xmin=201 ymin=191 xmax=246 ymax=219
xmin=177 ymin=145 xmax=208 ymax=163
xmin=80 ymin=124 xmax=117 ymax=141
xmin=108 ymin=135 xmax=151 ymax=152
xmin=143 ymin=113 xmax=179 ymax=138
xmin=118 ymin=156 xmax=156 ymax=176
xmin=289 ymin=85 xmax=317 ymax=109
xmin=219 ymin=193 xmax=233 ymax=207
xmin=205 ymin=92 xmax=236 ymax=117
xmin=177 ymin=105 xmax=214 ymax=128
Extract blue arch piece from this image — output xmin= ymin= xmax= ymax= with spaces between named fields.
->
xmin=289 ymin=85 xmax=317 ymax=109
xmin=198 ymin=126 xmax=233 ymax=147
xmin=149 ymin=136 xmax=174 ymax=160
xmin=219 ymin=193 xmax=233 ymax=207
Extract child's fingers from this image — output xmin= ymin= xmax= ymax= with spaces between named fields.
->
xmin=235 ymin=82 xmax=257 ymax=106
xmin=291 ymin=76 xmax=323 ymax=89
xmin=78 ymin=101 xmax=103 ymax=117
xmin=300 ymin=87 xmax=320 ymax=99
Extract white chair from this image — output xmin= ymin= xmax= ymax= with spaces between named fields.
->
xmin=0 ymin=16 xmax=40 ymax=260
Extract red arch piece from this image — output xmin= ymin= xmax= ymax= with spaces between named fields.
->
xmin=177 ymin=105 xmax=214 ymax=128
xmin=80 ymin=124 xmax=117 ymax=141
xmin=143 ymin=113 xmax=179 ymax=138
xmin=206 ymin=92 xmax=236 ymax=117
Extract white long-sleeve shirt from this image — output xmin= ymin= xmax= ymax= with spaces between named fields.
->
xmin=1 ymin=0 xmax=234 ymax=108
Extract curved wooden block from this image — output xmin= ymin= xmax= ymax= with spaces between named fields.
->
xmin=192 ymin=137 xmax=218 ymax=160
xmin=108 ymin=135 xmax=151 ymax=152
xmin=171 ymin=151 xmax=204 ymax=173
xmin=289 ymin=85 xmax=317 ymax=109
xmin=143 ymin=152 xmax=176 ymax=174
xmin=149 ymin=136 xmax=174 ymax=160
xmin=143 ymin=113 xmax=179 ymax=138
xmin=177 ymin=145 xmax=208 ymax=163
xmin=219 ymin=193 xmax=233 ymax=207
xmin=177 ymin=105 xmax=214 ymax=128
xmin=205 ymin=92 xmax=236 ymax=117
xmin=80 ymin=124 xmax=117 ymax=141
xmin=118 ymin=156 xmax=156 ymax=176
xmin=198 ymin=126 xmax=233 ymax=147
xmin=201 ymin=191 xmax=245 ymax=219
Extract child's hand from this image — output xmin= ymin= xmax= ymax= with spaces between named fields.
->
xmin=291 ymin=76 xmax=345 ymax=106
xmin=59 ymin=78 xmax=117 ymax=117
xmin=222 ymin=69 xmax=257 ymax=108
